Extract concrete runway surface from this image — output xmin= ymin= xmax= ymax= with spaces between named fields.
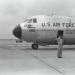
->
xmin=0 ymin=40 xmax=75 ymax=75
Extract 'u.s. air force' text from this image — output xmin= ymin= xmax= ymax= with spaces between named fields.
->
xmin=42 ymin=22 xmax=75 ymax=28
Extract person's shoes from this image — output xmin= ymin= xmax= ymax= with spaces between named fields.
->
xmin=58 ymin=56 xmax=62 ymax=58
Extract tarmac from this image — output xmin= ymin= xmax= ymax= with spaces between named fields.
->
xmin=0 ymin=39 xmax=75 ymax=75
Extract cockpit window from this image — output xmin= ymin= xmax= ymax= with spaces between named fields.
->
xmin=24 ymin=19 xmax=32 ymax=23
xmin=33 ymin=18 xmax=37 ymax=23
xmin=28 ymin=19 xmax=32 ymax=23
xmin=24 ymin=19 xmax=29 ymax=22
xmin=24 ymin=18 xmax=37 ymax=23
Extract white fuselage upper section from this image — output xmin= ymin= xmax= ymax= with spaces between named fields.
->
xmin=20 ymin=15 xmax=75 ymax=31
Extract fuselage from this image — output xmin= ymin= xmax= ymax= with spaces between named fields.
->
xmin=13 ymin=15 xmax=75 ymax=45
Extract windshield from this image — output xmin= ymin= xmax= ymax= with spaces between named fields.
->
xmin=24 ymin=19 xmax=32 ymax=23
xmin=24 ymin=19 xmax=29 ymax=22
xmin=24 ymin=18 xmax=37 ymax=23
xmin=33 ymin=18 xmax=37 ymax=23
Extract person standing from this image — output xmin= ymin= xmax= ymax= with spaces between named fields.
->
xmin=57 ymin=36 xmax=63 ymax=58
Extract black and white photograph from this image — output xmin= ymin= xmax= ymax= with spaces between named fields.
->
xmin=0 ymin=0 xmax=75 ymax=75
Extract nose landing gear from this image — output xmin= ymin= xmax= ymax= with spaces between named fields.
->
xmin=32 ymin=44 xmax=39 ymax=50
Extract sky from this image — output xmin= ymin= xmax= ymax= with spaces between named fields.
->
xmin=0 ymin=0 xmax=75 ymax=39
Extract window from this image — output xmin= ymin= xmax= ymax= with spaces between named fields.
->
xmin=24 ymin=19 xmax=29 ymax=22
xmin=33 ymin=18 xmax=37 ymax=23
xmin=28 ymin=19 xmax=32 ymax=23
xmin=24 ymin=18 xmax=37 ymax=23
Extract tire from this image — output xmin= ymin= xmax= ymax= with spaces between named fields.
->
xmin=32 ymin=44 xmax=38 ymax=50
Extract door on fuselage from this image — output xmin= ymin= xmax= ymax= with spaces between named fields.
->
xmin=57 ymin=30 xmax=63 ymax=38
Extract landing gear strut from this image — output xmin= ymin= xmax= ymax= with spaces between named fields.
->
xmin=32 ymin=44 xmax=38 ymax=50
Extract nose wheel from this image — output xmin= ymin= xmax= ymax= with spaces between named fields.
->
xmin=32 ymin=44 xmax=38 ymax=50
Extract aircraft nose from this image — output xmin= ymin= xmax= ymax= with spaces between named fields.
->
xmin=13 ymin=25 xmax=22 ymax=39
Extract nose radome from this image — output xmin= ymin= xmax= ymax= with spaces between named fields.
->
xmin=13 ymin=25 xmax=22 ymax=39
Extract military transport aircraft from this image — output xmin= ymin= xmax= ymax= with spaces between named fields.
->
xmin=12 ymin=15 xmax=75 ymax=49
